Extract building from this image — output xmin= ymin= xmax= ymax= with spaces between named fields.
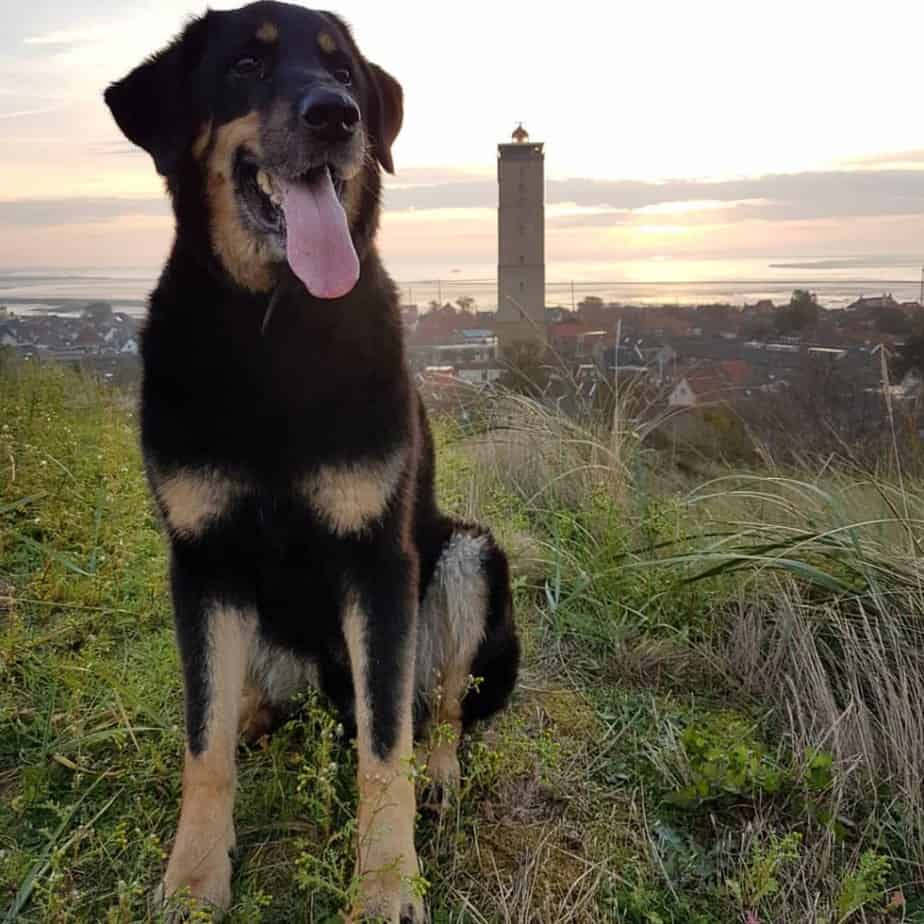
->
xmin=847 ymin=294 xmax=900 ymax=313
xmin=668 ymin=360 xmax=752 ymax=408
xmin=408 ymin=330 xmax=503 ymax=385
xmin=495 ymin=123 xmax=546 ymax=353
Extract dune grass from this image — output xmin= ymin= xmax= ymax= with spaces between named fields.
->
xmin=1 ymin=360 xmax=923 ymax=922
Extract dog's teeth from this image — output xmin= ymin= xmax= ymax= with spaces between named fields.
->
xmin=256 ymin=169 xmax=274 ymax=197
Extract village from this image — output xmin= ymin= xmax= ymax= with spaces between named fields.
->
xmin=3 ymin=289 xmax=924 ymax=413
xmin=405 ymin=290 xmax=924 ymax=407
xmin=0 ymin=302 xmax=141 ymax=383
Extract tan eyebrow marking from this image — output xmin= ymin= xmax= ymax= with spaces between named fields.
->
xmin=317 ymin=31 xmax=337 ymax=54
xmin=257 ymin=21 xmax=278 ymax=42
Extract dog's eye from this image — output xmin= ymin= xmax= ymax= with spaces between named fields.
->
xmin=333 ymin=68 xmax=352 ymax=86
xmin=233 ymin=56 xmax=265 ymax=78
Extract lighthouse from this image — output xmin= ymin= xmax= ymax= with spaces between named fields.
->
xmin=495 ymin=124 xmax=547 ymax=352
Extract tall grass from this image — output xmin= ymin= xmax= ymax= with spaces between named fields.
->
xmin=4 ymin=356 xmax=924 ymax=922
xmin=445 ymin=381 xmax=924 ymax=918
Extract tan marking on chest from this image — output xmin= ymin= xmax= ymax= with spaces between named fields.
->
xmin=154 ymin=469 xmax=244 ymax=538
xmin=301 ymin=449 xmax=407 ymax=536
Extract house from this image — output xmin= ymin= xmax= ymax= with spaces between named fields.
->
xmin=545 ymin=306 xmax=571 ymax=324
xmin=414 ymin=306 xmax=463 ymax=340
xmin=847 ymin=294 xmax=900 ymax=313
xmin=548 ymin=322 xmax=608 ymax=359
xmin=717 ymin=360 xmax=750 ymax=386
xmin=669 ymin=374 xmax=723 ymax=407
xmin=408 ymin=329 xmax=502 ymax=384
xmin=668 ymin=360 xmax=753 ymax=408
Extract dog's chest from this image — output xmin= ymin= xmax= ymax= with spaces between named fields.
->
xmin=152 ymin=443 xmax=407 ymax=545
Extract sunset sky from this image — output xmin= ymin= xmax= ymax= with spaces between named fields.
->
xmin=2 ymin=0 xmax=924 ymax=282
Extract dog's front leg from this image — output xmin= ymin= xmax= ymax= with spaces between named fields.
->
xmin=157 ymin=559 xmax=255 ymax=919
xmin=343 ymin=548 xmax=425 ymax=924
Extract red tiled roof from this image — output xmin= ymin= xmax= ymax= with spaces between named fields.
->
xmin=717 ymin=359 xmax=751 ymax=386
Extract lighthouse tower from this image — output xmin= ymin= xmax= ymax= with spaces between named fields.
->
xmin=495 ymin=124 xmax=546 ymax=352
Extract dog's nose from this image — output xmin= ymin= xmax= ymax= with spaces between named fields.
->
xmin=300 ymin=89 xmax=360 ymax=141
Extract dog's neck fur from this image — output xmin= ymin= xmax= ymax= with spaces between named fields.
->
xmin=140 ymin=235 xmax=412 ymax=476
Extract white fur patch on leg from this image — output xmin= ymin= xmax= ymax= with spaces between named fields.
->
xmin=416 ymin=531 xmax=491 ymax=813
xmin=417 ymin=531 xmax=489 ymax=690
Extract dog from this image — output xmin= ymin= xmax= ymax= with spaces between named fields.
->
xmin=104 ymin=4 xmax=519 ymax=921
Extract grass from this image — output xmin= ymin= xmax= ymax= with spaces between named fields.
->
xmin=2 ymin=358 xmax=923 ymax=922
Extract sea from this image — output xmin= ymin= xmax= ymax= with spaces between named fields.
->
xmin=1 ymin=258 xmax=921 ymax=319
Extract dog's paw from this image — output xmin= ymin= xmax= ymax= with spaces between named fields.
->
xmin=421 ymin=743 xmax=460 ymax=814
xmin=153 ymin=877 xmax=231 ymax=922
xmin=348 ymin=865 xmax=428 ymax=924
xmin=349 ymin=897 xmax=427 ymax=924
xmin=156 ymin=833 xmax=233 ymax=921
xmin=399 ymin=893 xmax=428 ymax=924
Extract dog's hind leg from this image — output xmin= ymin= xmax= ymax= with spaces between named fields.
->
xmin=416 ymin=525 xmax=519 ymax=808
xmin=157 ymin=564 xmax=255 ymax=919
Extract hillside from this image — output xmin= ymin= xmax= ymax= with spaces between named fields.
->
xmin=2 ymin=359 xmax=924 ymax=923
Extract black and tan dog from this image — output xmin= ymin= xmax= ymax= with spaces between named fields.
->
xmin=104 ymin=3 xmax=519 ymax=920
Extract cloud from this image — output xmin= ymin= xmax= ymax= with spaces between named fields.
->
xmin=383 ymin=168 xmax=924 ymax=227
xmin=9 ymin=164 xmax=924 ymax=231
xmin=0 ymin=106 xmax=62 ymax=119
xmin=768 ymin=256 xmax=922 ymax=270
xmin=0 ymin=197 xmax=168 ymax=226
xmin=23 ymin=24 xmax=115 ymax=46
xmin=841 ymin=149 xmax=924 ymax=168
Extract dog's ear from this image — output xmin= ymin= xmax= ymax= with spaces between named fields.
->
xmin=104 ymin=15 xmax=210 ymax=177
xmin=366 ymin=62 xmax=403 ymax=175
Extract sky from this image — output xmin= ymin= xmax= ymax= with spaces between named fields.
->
xmin=2 ymin=0 xmax=924 ymax=282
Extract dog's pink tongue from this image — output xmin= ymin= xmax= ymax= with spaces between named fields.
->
xmin=277 ymin=168 xmax=359 ymax=300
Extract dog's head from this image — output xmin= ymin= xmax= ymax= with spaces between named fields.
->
xmin=105 ymin=1 xmax=402 ymax=297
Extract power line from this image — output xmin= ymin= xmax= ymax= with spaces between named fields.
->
xmin=396 ymin=277 xmax=924 ymax=288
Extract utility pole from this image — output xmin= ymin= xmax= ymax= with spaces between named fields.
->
xmin=571 ymin=281 xmax=575 ymax=312
xmin=437 ymin=280 xmax=442 ymax=305
xmin=611 ymin=318 xmax=622 ymax=468
xmin=919 ymin=266 xmax=923 ymax=306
